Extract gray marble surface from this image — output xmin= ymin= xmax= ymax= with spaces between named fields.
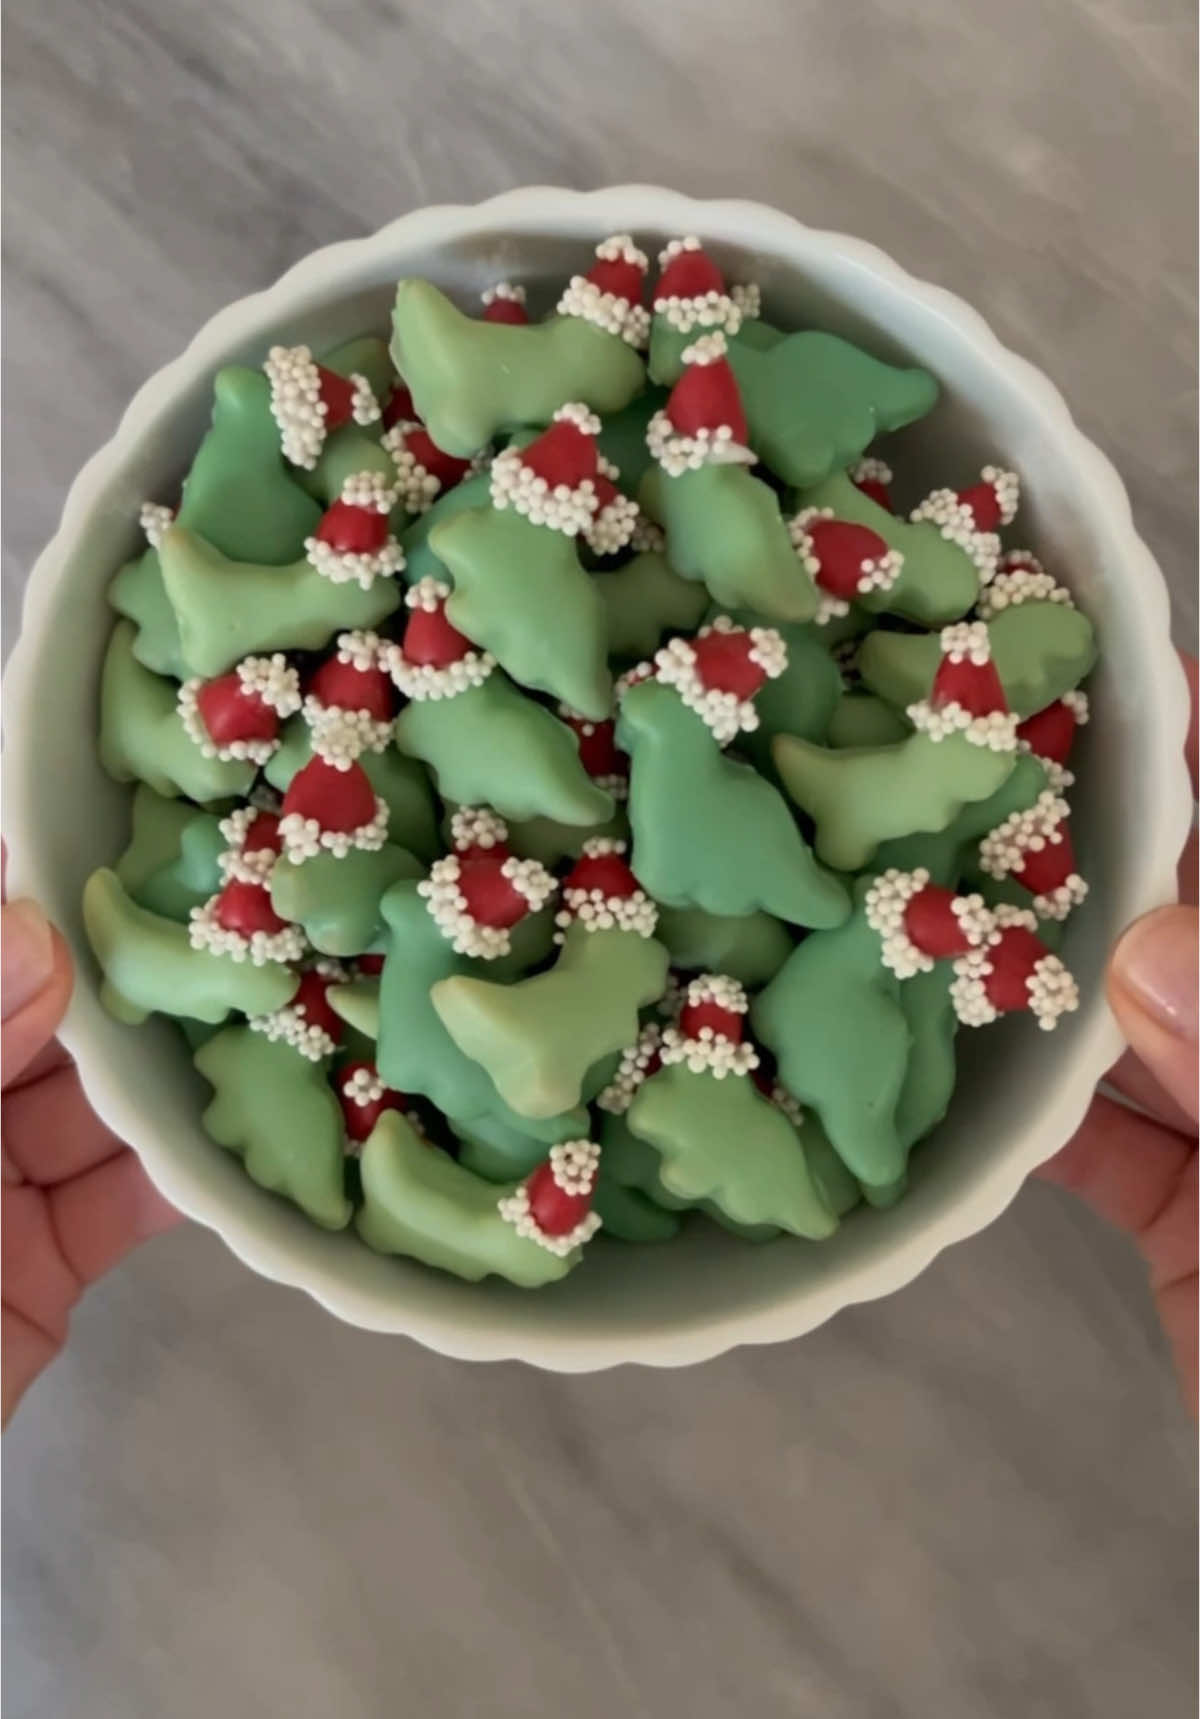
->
xmin=2 ymin=2 xmax=1196 ymax=1715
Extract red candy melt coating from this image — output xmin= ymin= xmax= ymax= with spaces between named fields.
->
xmin=1014 ymin=825 xmax=1077 ymax=896
xmin=382 ymin=381 xmax=416 ymax=430
xmin=282 ymin=755 xmax=377 ymax=833
xmin=194 ymin=675 xmax=279 ymax=746
xmin=316 ymin=366 xmax=358 ymax=431
xmin=243 ymin=810 xmax=283 ymax=855
xmin=653 ymin=246 xmax=726 ymax=305
xmin=482 ymin=296 xmax=529 ymax=326
xmin=214 ymin=879 xmax=289 ymax=938
xmin=804 ymin=518 xmax=891 ymax=600
xmin=983 ymin=925 xmax=1048 ymax=1014
xmin=524 ymin=1159 xmax=597 ymax=1238
xmin=678 ymin=1000 xmax=744 ymax=1043
xmin=402 ymin=426 xmax=474 ymax=491
xmin=931 ymin=654 xmax=1008 ymax=717
xmin=587 ymin=255 xmax=646 ymax=305
xmin=563 ymin=849 xmax=638 ymax=900
xmin=356 ymin=953 xmax=386 ymax=975
xmin=689 ymin=627 xmax=766 ymax=700
xmin=337 ymin=1060 xmax=407 ymax=1144
xmin=316 ymin=499 xmax=391 ymax=555
xmin=401 ymin=600 xmax=475 ymax=669
xmin=666 ymin=353 xmax=749 ymax=445
xmin=1016 ymin=700 xmax=1078 ymax=766
xmin=903 ymin=885 xmax=974 ymax=959
xmin=851 ymin=472 xmax=893 ymax=512
xmin=956 ymin=479 xmax=1003 ymax=533
xmin=308 ymin=655 xmax=396 ymax=721
xmin=521 ymin=419 xmax=598 ymax=490
xmin=290 ymin=970 xmax=343 ymax=1043
xmin=457 ymin=855 xmax=530 ymax=931
xmin=561 ymin=713 xmax=626 ymax=782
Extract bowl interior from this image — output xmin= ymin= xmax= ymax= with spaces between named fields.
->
xmin=6 ymin=194 xmax=1183 ymax=1366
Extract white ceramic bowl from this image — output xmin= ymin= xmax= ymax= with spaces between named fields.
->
xmin=5 ymin=186 xmax=1191 ymax=1370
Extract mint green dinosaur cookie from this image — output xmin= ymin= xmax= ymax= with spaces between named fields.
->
xmin=802 ymin=1116 xmax=862 ymax=1218
xmin=592 ymin=1174 xmax=683 ymax=1243
xmin=618 ymin=679 xmax=849 ymax=928
xmin=859 ymin=602 xmax=1097 ymax=717
xmin=655 ymin=904 xmax=793 ymax=987
xmin=356 ymin=1111 xmax=582 ymax=1286
xmin=504 ymin=805 xmax=630 ymax=870
xmin=108 ymin=548 xmax=186 ymax=678
xmin=134 ymin=810 xmax=225 ymax=923
xmin=390 ymin=279 xmax=645 ymax=456
xmin=826 ymin=692 xmax=911 ymax=749
xmin=159 ymin=528 xmax=400 ymax=680
xmin=269 ymin=845 xmax=423 ymax=957
xmin=626 ymin=1063 xmax=837 ymax=1239
xmin=773 ymin=728 xmax=1016 ymax=872
xmin=265 ymin=723 xmax=439 ymax=861
xmin=595 ymin=549 xmax=710 ymax=662
xmin=721 ymin=609 xmax=842 ymax=774
xmin=795 ymin=470 xmax=979 ymax=625
xmin=750 ymin=897 xmax=910 ymax=1191
xmin=401 ymin=469 xmax=492 ymax=585
xmin=894 ymin=964 xmax=958 ymax=1153
xmin=194 ymin=1026 xmax=352 ymax=1229
xmin=99 ymin=621 xmax=255 ymax=803
xmin=871 ymin=751 xmax=1050 ymax=883
xmin=114 ymin=784 xmax=203 ymax=902
xmin=640 ymin=463 xmax=819 ymax=623
xmin=83 ymin=869 xmax=297 ymax=1025
xmin=432 ymin=505 xmax=612 ymax=719
xmin=595 ymin=388 xmax=668 ymax=494
xmin=430 ymin=920 xmax=669 ymax=1121
xmin=394 ymin=673 xmax=613 ymax=827
xmin=174 ymin=367 xmax=323 ymax=564
xmin=451 ymin=1105 xmax=590 ymax=1184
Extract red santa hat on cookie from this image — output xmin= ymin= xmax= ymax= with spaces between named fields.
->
xmin=555 ymin=838 xmax=658 ymax=939
xmin=417 ymin=847 xmax=557 ymax=960
xmin=489 ymin=404 xmax=603 ymax=537
xmin=595 ymin=1021 xmax=663 ymax=1115
xmin=188 ymin=877 xmax=307 ymax=968
xmin=909 ymin=465 xmax=1019 ymax=583
xmin=556 ymin=234 xmax=650 ymax=348
xmin=480 ymin=282 xmax=529 ymax=326
xmin=263 ymin=345 xmax=380 ymax=470
xmin=249 ymin=968 xmax=345 ymax=1061
xmin=1015 ymin=690 xmax=1089 ymax=789
xmin=978 ymin=790 xmax=1088 ymax=920
xmin=848 ymin=458 xmax=894 ymax=512
xmin=303 ymin=631 xmax=398 ymax=764
xmin=382 ymin=421 xmax=477 ymax=516
xmin=645 ymin=331 xmax=756 ymax=478
xmin=497 ymin=1140 xmax=603 ymax=1256
xmin=907 ymin=622 xmax=1019 ymax=752
xmin=977 ymin=550 xmax=1075 ymax=619
xmin=556 ymin=705 xmax=629 ymax=798
xmin=278 ymin=753 xmax=389 ymax=862
xmin=386 ymin=578 xmax=496 ymax=701
xmin=649 ymin=615 xmax=787 ymax=746
xmin=788 ymin=508 xmax=904 ymax=625
xmin=177 ymin=655 xmax=302 ymax=765
xmin=659 ymin=973 xmax=760 ymax=1078
xmin=652 ymin=236 xmax=745 ymax=337
xmin=949 ymin=904 xmax=1079 ymax=1031
xmin=864 ymin=868 xmax=998 ymax=981
xmin=217 ymin=805 xmax=284 ymax=885
xmin=336 ymin=1061 xmax=412 ymax=1149
xmin=305 ymin=471 xmax=405 ymax=589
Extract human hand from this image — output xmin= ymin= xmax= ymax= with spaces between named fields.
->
xmin=2 ymin=892 xmax=180 ymax=1427
xmin=1039 ymin=656 xmax=1198 ymax=1413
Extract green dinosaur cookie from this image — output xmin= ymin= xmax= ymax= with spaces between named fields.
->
xmin=504 ymin=805 xmax=630 ymax=869
xmin=98 ymin=621 xmax=255 ymax=803
xmin=264 ymin=723 xmax=439 ymax=862
xmin=390 ymin=279 xmax=645 ymax=456
xmin=801 ymin=1116 xmax=862 ymax=1218
xmin=430 ymin=920 xmax=669 ymax=1121
xmin=825 ymin=692 xmax=912 ymax=749
xmin=859 ymin=602 xmax=1097 ymax=717
xmin=269 ymin=845 xmax=424 ymax=957
xmin=134 ymin=810 xmax=226 ymax=923
xmin=432 ymin=505 xmax=612 ymax=719
xmin=655 ymin=904 xmax=793 ymax=987
xmin=871 ymin=751 xmax=1050 ymax=883
xmin=595 ymin=387 xmax=668 ymax=494
xmin=108 ymin=548 xmax=187 ymax=678
xmin=618 ymin=679 xmax=849 ymax=928
xmin=394 ymin=673 xmax=614 ymax=827
xmin=327 ymin=978 xmax=380 ymax=1040
xmin=114 ymin=784 xmax=203 ymax=901
xmin=721 ymin=609 xmax=842 ymax=774
xmin=640 ymin=463 xmax=819 ymax=623
xmin=595 ymin=549 xmax=710 ymax=662
xmin=83 ymin=869 xmax=297 ymax=1025
xmin=772 ymin=728 xmax=1016 ymax=873
xmin=159 ymin=527 xmax=400 ymax=680
xmin=400 ymin=469 xmax=492 ymax=586
xmin=645 ymin=315 xmax=787 ymax=387
xmin=194 ymin=1026 xmax=352 ymax=1230
xmin=894 ymin=964 xmax=958 ymax=1153
xmin=592 ymin=1173 xmax=683 ymax=1243
xmin=356 ymin=1110 xmax=583 ymax=1287
xmin=451 ymin=1106 xmax=590 ymax=1184
xmin=626 ymin=1063 xmax=837 ymax=1239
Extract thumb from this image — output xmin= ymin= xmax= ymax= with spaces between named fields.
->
xmin=1107 ymin=905 xmax=1198 ymax=1124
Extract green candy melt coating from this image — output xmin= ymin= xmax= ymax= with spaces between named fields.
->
xmin=859 ymin=602 xmax=1097 ymax=717
xmin=826 ymin=692 xmax=912 ymax=749
xmin=175 ymin=367 xmax=322 ymax=564
xmin=592 ymin=1174 xmax=683 ymax=1243
xmin=99 ymin=621 xmax=254 ymax=803
xmin=645 ymin=316 xmax=786 ymax=387
xmin=627 ymin=1064 xmax=837 ymax=1239
xmin=135 ymin=811 xmax=225 ymax=923
xmin=796 ymin=470 xmax=979 ymax=626
xmin=390 ymin=280 xmax=645 ymax=457
xmin=772 ymin=728 xmax=1016 ymax=873
xmin=872 ymin=752 xmax=1050 ymax=884
xmin=505 ymin=806 xmax=630 ymax=869
xmin=83 ymin=869 xmax=297 ymax=1025
xmin=265 ymin=723 xmax=439 ymax=862
xmin=619 ymin=680 xmax=849 ymax=929
xmin=751 ymin=898 xmax=910 ymax=1190
xmin=431 ymin=920 xmax=669 ymax=1121
xmin=452 ymin=1105 xmax=590 ymax=1184
xmin=655 ymin=904 xmax=793 ymax=987
xmin=802 ymin=1117 xmax=862 ymax=1218
xmin=595 ymin=387 xmax=668 ymax=493
xmin=322 ymin=335 xmax=396 ymax=401
xmin=640 ymin=463 xmax=819 ymax=623
xmin=108 ymin=548 xmax=186 ymax=678
xmin=394 ymin=674 xmax=613 ymax=827
xmin=327 ymin=978 xmax=380 ymax=1040
xmin=433 ymin=506 xmax=612 ymax=719
xmin=895 ymin=965 xmax=958 ymax=1152
xmin=356 ymin=1111 xmax=581 ymax=1287
xmin=194 ymin=1027 xmax=351 ymax=1230
xmin=114 ymin=784 xmax=204 ymax=901
xmin=595 ymin=550 xmax=710 ymax=662
xmin=722 ymin=609 xmax=843 ymax=775
xmin=400 ymin=469 xmax=492 ymax=585
xmin=159 ymin=527 xmax=400 ymax=680
xmin=269 ymin=845 xmax=424 ymax=957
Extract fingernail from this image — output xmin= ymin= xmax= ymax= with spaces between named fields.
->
xmin=2 ymin=900 xmax=55 ymax=1021
xmin=1112 ymin=908 xmax=1198 ymax=1040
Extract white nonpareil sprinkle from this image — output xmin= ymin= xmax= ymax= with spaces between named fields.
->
xmin=729 ymin=281 xmax=761 ymax=320
xmin=586 ymin=487 xmax=640 ymax=556
xmin=386 ymin=642 xmax=495 ymax=702
xmin=139 ymin=501 xmax=175 ymax=549
xmin=940 ymin=621 xmax=992 ymax=665
xmin=864 ymin=867 xmax=996 ymax=981
xmin=341 ymin=470 xmax=398 ymax=513
xmin=278 ymin=795 xmax=389 ymax=864
xmin=595 ymin=233 xmax=649 ymax=269
xmin=907 ymin=697 xmax=1019 ymax=753
xmin=187 ymin=894 xmax=307 ymax=968
xmin=496 ymin=1184 xmax=602 ymax=1256
xmin=659 ymin=1024 xmax=759 ymax=1079
xmin=489 ymin=448 xmax=598 ymax=538
xmin=596 ymin=1022 xmax=663 ymax=1115
xmin=909 ymin=487 xmax=1002 ymax=583
xmin=342 ymin=1066 xmax=385 ymax=1107
xmin=417 ymin=853 xmax=555 ymax=959
xmin=304 ymin=532 xmax=405 ymax=590
xmin=248 ymin=1000 xmax=337 ymax=1063
xmin=645 ymin=409 xmax=756 ymax=480
xmin=787 ymin=506 xmax=904 ymax=601
xmin=481 ymin=281 xmax=526 ymax=305
xmin=1062 ymin=689 xmax=1090 ymax=723
xmin=382 ymin=421 xmax=443 ymax=514
xmin=176 ymin=657 xmax=299 ymax=767
xmin=849 ymin=457 xmax=893 ymax=486
xmin=304 ymin=699 xmax=394 ymax=766
xmin=977 ymin=567 xmax=1073 ymax=619
xmin=651 ymin=617 xmax=784 ymax=747
xmin=450 ymin=806 xmax=510 ymax=852
xmin=556 ymin=277 xmax=650 ymax=348
xmin=548 ymin=1139 xmax=601 ymax=1196
xmin=656 ymin=289 xmax=742 ymax=337
xmin=978 ymin=790 xmax=1088 ymax=920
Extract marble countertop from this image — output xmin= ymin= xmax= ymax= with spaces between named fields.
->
xmin=3 ymin=2 xmax=1196 ymax=1715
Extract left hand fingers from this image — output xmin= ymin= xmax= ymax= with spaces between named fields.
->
xmin=2 ymin=904 xmax=73 ymax=1088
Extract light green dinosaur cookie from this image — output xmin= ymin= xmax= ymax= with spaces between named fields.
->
xmin=114 ymin=784 xmax=203 ymax=902
xmin=504 ymin=805 xmax=630 ymax=870
xmin=801 ymin=1116 xmax=862 ymax=1218
xmin=394 ymin=673 xmax=614 ymax=827
xmin=655 ymin=904 xmax=793 ymax=987
xmin=98 ymin=621 xmax=255 ymax=803
xmin=640 ymin=463 xmax=819 ymax=623
xmin=389 ymin=279 xmax=645 ymax=456
xmin=327 ymin=977 xmax=380 ymax=1040
xmin=432 ymin=505 xmax=613 ymax=719
xmin=159 ymin=527 xmax=400 ymax=680
xmin=83 ymin=869 xmax=297 ymax=1025
xmin=618 ymin=679 xmax=849 ymax=928
xmin=108 ymin=548 xmax=187 ymax=678
xmin=194 ymin=1026 xmax=352 ymax=1230
xmin=825 ymin=692 xmax=912 ymax=749
xmin=400 ymin=469 xmax=492 ymax=586
xmin=430 ymin=920 xmax=669 ymax=1121
xmin=859 ymin=602 xmax=1097 ymax=717
xmin=626 ymin=1063 xmax=837 ymax=1239
xmin=595 ymin=549 xmax=710 ymax=663
xmin=772 ymin=728 xmax=1016 ymax=873
xmin=595 ymin=387 xmax=668 ymax=494
xmin=133 ymin=810 xmax=226 ymax=923
xmin=894 ymin=964 xmax=958 ymax=1153
xmin=871 ymin=751 xmax=1050 ymax=884
xmin=356 ymin=1111 xmax=584 ymax=1287
xmin=269 ymin=845 xmax=424 ymax=957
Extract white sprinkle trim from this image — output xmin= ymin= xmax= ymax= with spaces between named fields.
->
xmin=658 ymin=235 xmax=703 ymax=267
xmin=278 ymin=795 xmax=389 ymax=863
xmin=342 ymin=1066 xmax=385 ymax=1106
xmin=907 ymin=698 xmax=1019 ymax=752
xmin=187 ymin=895 xmax=307 ymax=967
xmin=382 ymin=421 xmax=442 ymax=514
xmin=586 ymin=487 xmax=640 ymax=556
xmin=978 ymin=791 xmax=1088 ymax=919
xmin=481 ymin=281 xmax=526 ymax=305
xmin=303 ymin=698 xmax=394 ymax=765
xmin=1062 ymin=690 xmax=1090 ymax=723
xmin=549 ymin=1139 xmax=602 ymax=1196
xmin=978 ymin=567 xmax=1073 ymax=618
xmin=597 ymin=233 xmax=649 ymax=269
xmin=788 ymin=506 xmax=904 ymax=596
xmin=555 ymin=886 xmax=658 ymax=939
xmin=489 ymin=446 xmax=598 ymax=537
xmin=248 ymin=1001 xmax=337 ymax=1063
xmin=304 ymin=533 xmax=405 ymax=589
xmin=417 ymin=853 xmax=555 ymax=959
xmin=596 ymin=1023 xmax=663 ymax=1115
xmin=341 ymin=470 xmax=397 ymax=512
xmin=652 ymin=617 xmax=785 ymax=746
xmin=139 ymin=501 xmax=174 ymax=549
xmin=496 ymin=1185 xmax=602 ymax=1256
xmin=729 ymin=281 xmax=762 ymax=319
xmin=556 ymin=276 xmax=650 ymax=347
xmin=645 ymin=408 xmax=756 ymax=479
xmin=864 ymin=867 xmax=996 ymax=980
xmin=950 ymin=919 xmax=1079 ymax=1031
xmin=849 ymin=457 xmax=893 ymax=486
xmin=177 ymin=656 xmax=300 ymax=765
xmin=450 ymin=806 xmax=509 ymax=853
xmin=659 ymin=1024 xmax=759 ymax=1079
xmin=909 ymin=488 xmax=1002 ymax=582
xmin=656 ymin=291 xmax=742 ymax=336
xmin=263 ymin=345 xmax=326 ymax=469
xmin=629 ymin=515 xmax=666 ymax=554
xmin=940 ymin=620 xmax=992 ymax=665
xmin=770 ymin=1084 xmax=805 ymax=1128
xmin=386 ymin=643 xmax=495 ymax=702
xmin=554 ymin=401 xmax=603 ymax=436
xmin=684 ymin=973 xmax=750 ymax=1014
xmin=217 ymin=806 xmax=278 ymax=884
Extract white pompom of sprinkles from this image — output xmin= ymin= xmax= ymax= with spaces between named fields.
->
xmin=596 ymin=1022 xmax=663 ymax=1114
xmin=139 ymin=501 xmax=175 ymax=549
